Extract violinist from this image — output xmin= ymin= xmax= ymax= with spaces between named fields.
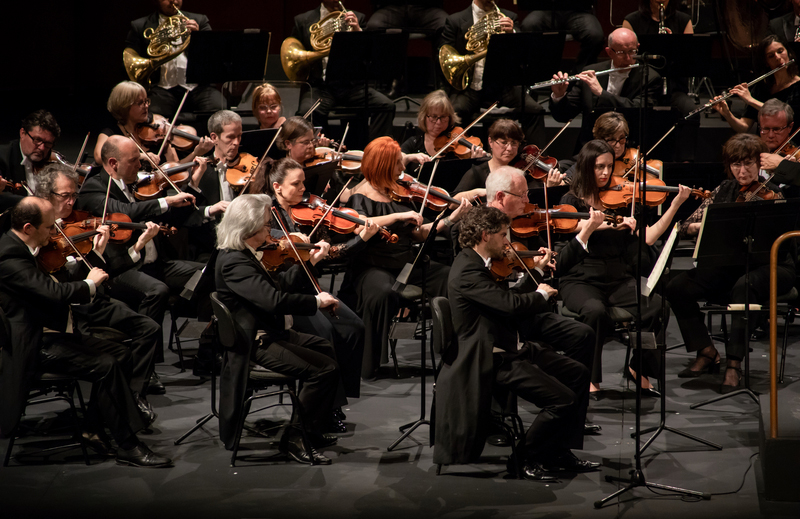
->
xmin=559 ymin=139 xmax=690 ymax=397
xmin=342 ymin=136 xmax=471 ymax=379
xmin=34 ymin=163 xmax=164 ymax=413
xmin=277 ymin=116 xmax=333 ymax=166
xmin=399 ymin=89 xmax=486 ymax=162
xmin=268 ymin=157 xmax=378 ymax=410
xmin=252 ymin=83 xmax=287 ymax=129
xmin=453 ymin=119 xmax=564 ymax=203
xmin=666 ymin=134 xmax=795 ymax=393
xmin=214 ymin=194 xmax=341 ymax=463
xmin=755 ymin=99 xmax=800 ymax=195
xmin=713 ymin=35 xmax=800 ymax=134
xmin=94 ymin=81 xmax=214 ymax=168
xmin=0 ymin=110 xmax=61 ymax=209
xmin=563 ymin=112 xmax=631 ymax=183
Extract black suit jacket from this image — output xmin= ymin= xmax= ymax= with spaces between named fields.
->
xmin=549 ymin=60 xmax=662 ymax=122
xmin=291 ymin=7 xmax=368 ymax=87
xmin=124 ymin=10 xmax=211 ymax=58
xmin=433 ymin=247 xmax=547 ymax=465
xmin=769 ymin=12 xmax=796 ymax=43
xmin=0 ymin=231 xmax=92 ymax=437
xmin=0 ymin=140 xmax=28 ymax=211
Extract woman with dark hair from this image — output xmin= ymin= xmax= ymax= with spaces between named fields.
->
xmin=666 ymin=133 xmax=795 ymax=392
xmin=559 ymin=139 xmax=690 ymax=395
xmin=277 ymin=116 xmax=332 ymax=165
xmin=623 ymin=0 xmax=693 ymax=35
xmin=713 ymin=35 xmax=800 ymax=133
xmin=343 ymin=136 xmax=471 ymax=378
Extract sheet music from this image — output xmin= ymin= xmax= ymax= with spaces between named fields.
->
xmin=692 ymin=205 xmax=710 ymax=262
xmin=643 ymin=223 xmax=679 ymax=297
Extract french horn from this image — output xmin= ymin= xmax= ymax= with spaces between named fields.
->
xmin=439 ymin=1 xmax=504 ymax=91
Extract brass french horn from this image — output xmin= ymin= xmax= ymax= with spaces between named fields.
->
xmin=439 ymin=1 xmax=504 ymax=91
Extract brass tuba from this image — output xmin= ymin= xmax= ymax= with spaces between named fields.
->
xmin=123 ymin=2 xmax=192 ymax=88
xmin=438 ymin=1 xmax=504 ymax=91
xmin=280 ymin=1 xmax=355 ymax=82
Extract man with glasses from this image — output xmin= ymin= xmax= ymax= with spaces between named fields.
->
xmin=757 ymin=99 xmax=800 ymax=195
xmin=549 ymin=28 xmax=661 ymax=151
xmin=0 ymin=110 xmax=61 ymax=210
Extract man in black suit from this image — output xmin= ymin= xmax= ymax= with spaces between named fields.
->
xmin=434 ymin=205 xmax=598 ymax=480
xmin=124 ymin=0 xmax=224 ymax=119
xmin=440 ymin=1 xmax=546 ymax=145
xmin=292 ymin=1 xmax=396 ymax=146
xmin=214 ymin=194 xmax=341 ymax=464
xmin=0 ymin=197 xmax=171 ymax=467
xmin=0 ymin=110 xmax=61 ymax=211
xmin=549 ymin=28 xmax=661 ymax=150
xmin=768 ymin=0 xmax=800 ymax=43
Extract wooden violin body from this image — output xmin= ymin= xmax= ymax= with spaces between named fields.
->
xmin=513 ymin=145 xmax=558 ymax=180
xmin=433 ymin=126 xmax=482 ymax=158
xmin=290 ymin=194 xmax=399 ymax=243
xmin=511 ymin=203 xmax=623 ymax=237
xmin=134 ymin=161 xmax=194 ymax=200
xmin=490 ymin=242 xmax=547 ymax=281
xmin=137 ymin=113 xmax=201 ymax=151
xmin=737 ymin=180 xmax=779 ymax=202
xmin=391 ymin=173 xmax=459 ymax=212
xmin=599 ymin=176 xmax=711 ymax=209
xmin=224 ymin=152 xmax=260 ymax=188
xmin=303 ymin=147 xmax=363 ymax=171
xmin=258 ymin=235 xmax=320 ymax=271
xmin=615 ymin=148 xmax=662 ymax=179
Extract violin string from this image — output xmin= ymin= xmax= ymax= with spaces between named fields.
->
xmin=157 ymin=89 xmax=189 ymax=158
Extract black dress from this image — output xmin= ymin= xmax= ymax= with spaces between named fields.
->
xmin=624 ymin=10 xmax=691 ymax=35
xmin=343 ymin=193 xmax=450 ymax=378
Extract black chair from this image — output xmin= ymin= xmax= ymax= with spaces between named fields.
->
xmin=429 ymin=296 xmax=524 ymax=479
xmin=208 ymin=292 xmax=316 ymax=467
xmin=1 ymin=309 xmax=90 ymax=467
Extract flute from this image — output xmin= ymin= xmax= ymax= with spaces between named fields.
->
xmin=527 ymin=64 xmax=640 ymax=93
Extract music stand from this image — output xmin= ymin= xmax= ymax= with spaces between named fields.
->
xmin=240 ymin=129 xmax=283 ymax=161
xmin=186 ymin=30 xmax=271 ymax=86
xmin=415 ymin=159 xmax=477 ymax=196
xmin=689 ymin=199 xmax=800 ymax=409
xmin=302 ymin=161 xmax=338 ymax=198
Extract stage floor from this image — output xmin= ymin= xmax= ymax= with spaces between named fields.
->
xmin=3 ymin=288 xmax=800 ymax=519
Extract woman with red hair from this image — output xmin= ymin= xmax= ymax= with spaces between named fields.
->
xmin=344 ymin=136 xmax=471 ymax=379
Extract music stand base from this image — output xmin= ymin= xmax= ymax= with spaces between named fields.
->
xmin=594 ymin=469 xmax=711 ymax=509
xmin=636 ymin=424 xmax=722 ymax=453
xmin=174 ymin=411 xmax=217 ymax=445
xmin=690 ymin=388 xmax=760 ymax=409
xmin=387 ymin=419 xmax=430 ymax=451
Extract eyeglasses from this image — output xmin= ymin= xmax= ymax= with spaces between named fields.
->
xmin=51 ymin=191 xmax=79 ymax=201
xmin=494 ymin=139 xmax=520 ymax=149
xmin=730 ymin=160 xmax=757 ymax=170
xmin=759 ymin=125 xmax=790 ymax=134
xmin=502 ymin=190 xmax=527 ymax=199
xmin=23 ymin=129 xmax=55 ymax=149
xmin=426 ymin=115 xmax=449 ymax=123
xmin=294 ymin=138 xmax=314 ymax=146
xmin=605 ymin=135 xmax=628 ymax=146
xmin=133 ymin=98 xmax=151 ymax=108
xmin=610 ymin=49 xmax=637 ymax=58
xmin=258 ymin=104 xmax=281 ymax=112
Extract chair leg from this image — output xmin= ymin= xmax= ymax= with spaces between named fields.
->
xmin=65 ymin=382 xmax=90 ymax=466
xmin=389 ymin=337 xmax=400 ymax=378
xmin=230 ymin=397 xmax=254 ymax=467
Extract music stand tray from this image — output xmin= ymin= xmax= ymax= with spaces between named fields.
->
xmin=240 ymin=129 xmax=282 ymax=161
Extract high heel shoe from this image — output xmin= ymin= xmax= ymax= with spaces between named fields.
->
xmin=720 ymin=366 xmax=742 ymax=394
xmin=677 ymin=352 xmax=721 ymax=378
xmin=624 ymin=367 xmax=660 ymax=398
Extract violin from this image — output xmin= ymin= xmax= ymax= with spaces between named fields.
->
xmin=37 ymin=226 xmax=96 ymax=273
xmin=134 ymin=161 xmax=195 ymax=200
xmin=48 ymin=150 xmax=92 ymax=184
xmin=736 ymin=180 xmax=780 ymax=203
xmin=303 ymin=147 xmax=363 ymax=171
xmin=61 ymin=210 xmax=176 ymax=244
xmin=511 ymin=203 xmax=623 ymax=237
xmin=490 ymin=242 xmax=548 ymax=281
xmin=290 ymin=194 xmax=398 ymax=243
xmin=599 ymin=176 xmax=711 ymax=209
xmin=391 ymin=173 xmax=460 ymax=212
xmin=432 ymin=127 xmax=482 ymax=159
xmin=258 ymin=235 xmax=320 ymax=271
xmin=137 ymin=113 xmax=201 ymax=151
xmin=0 ymin=176 xmax=28 ymax=195
xmin=512 ymin=145 xmax=559 ymax=180
xmin=614 ymin=148 xmax=662 ymax=179
xmin=221 ymin=152 xmax=260 ymax=189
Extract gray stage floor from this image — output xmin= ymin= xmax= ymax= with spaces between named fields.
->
xmin=3 ymin=289 xmax=800 ymax=519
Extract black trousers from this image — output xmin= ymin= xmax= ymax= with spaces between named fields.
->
xmin=293 ymin=302 xmax=365 ymax=399
xmin=666 ymin=264 xmax=795 ymax=360
xmin=39 ymin=334 xmax=143 ymax=445
xmin=148 ymin=84 xmax=225 ymax=123
xmin=494 ymin=343 xmax=589 ymax=459
xmin=450 ymin=86 xmax=546 ymax=145
xmin=520 ymin=10 xmax=604 ymax=73
xmin=252 ymin=330 xmax=339 ymax=433
xmin=298 ymin=85 xmax=396 ymax=147
xmin=74 ymin=297 xmax=161 ymax=396
xmin=561 ymin=276 xmax=662 ymax=384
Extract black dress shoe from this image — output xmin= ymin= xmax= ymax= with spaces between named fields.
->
xmin=487 ymin=434 xmax=511 ymax=447
xmin=333 ymin=407 xmax=347 ymax=421
xmin=521 ymin=461 xmax=558 ymax=481
xmin=584 ymin=424 xmax=602 ymax=435
xmin=147 ymin=372 xmax=166 ymax=395
xmin=134 ymin=393 xmax=157 ymax=429
xmin=280 ymin=437 xmax=332 ymax=465
xmin=327 ymin=417 xmax=348 ymax=433
xmin=310 ymin=433 xmax=339 ymax=449
xmin=116 ymin=443 xmax=172 ymax=467
xmin=542 ymin=451 xmax=600 ymax=473
xmin=81 ymin=431 xmax=116 ymax=457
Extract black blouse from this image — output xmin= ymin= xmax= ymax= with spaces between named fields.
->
xmin=624 ymin=10 xmax=691 ymax=36
xmin=345 ymin=193 xmax=418 ymax=270
xmin=744 ymin=80 xmax=800 ymax=124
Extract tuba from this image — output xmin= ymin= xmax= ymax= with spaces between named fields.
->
xmin=439 ymin=1 xmax=504 ymax=91
xmin=123 ymin=2 xmax=191 ymax=88
xmin=280 ymin=2 xmax=355 ymax=82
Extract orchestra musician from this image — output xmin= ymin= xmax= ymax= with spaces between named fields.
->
xmin=434 ymin=205 xmax=599 ymax=479
xmin=754 ymin=99 xmax=800 ymax=196
xmin=550 ymin=28 xmax=661 ymax=152
xmin=712 ymin=35 xmax=800 ymax=133
xmin=666 ymin=134 xmax=795 ymax=392
xmin=342 ymin=136 xmax=471 ymax=379
xmin=0 ymin=110 xmax=61 ymax=209
xmin=34 ymin=163 xmax=164 ymax=413
xmin=558 ymin=139 xmax=690 ymax=396
xmin=0 ymin=197 xmax=172 ymax=467
xmin=252 ymin=83 xmax=287 ymax=130
xmin=768 ymin=0 xmax=800 ymax=44
xmin=123 ymin=0 xmax=225 ymax=119
xmin=441 ymin=1 xmax=546 ymax=145
xmin=214 ymin=194 xmax=341 ymax=464
xmin=563 ymin=112 xmax=631 ymax=183
xmin=622 ymin=0 xmax=693 ymax=35
xmin=291 ymin=2 xmax=396 ymax=145
xmin=277 ymin=117 xmax=333 ymax=166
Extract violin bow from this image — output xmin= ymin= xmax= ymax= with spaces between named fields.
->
xmin=502 ymin=236 xmax=546 ymax=284
xmin=270 ymin=206 xmax=337 ymax=318
xmin=776 ymin=126 xmax=800 ymax=155
xmin=302 ymin=99 xmax=322 ymax=120
xmin=73 ymin=133 xmax=90 ymax=174
xmin=542 ymin=172 xmax=553 ymax=253
xmin=100 ymin=171 xmax=113 ymax=226
xmin=537 ymin=119 xmax=573 ymax=158
xmin=337 ymin=123 xmax=349 ymax=155
xmin=418 ymin=159 xmax=440 ymax=216
xmin=308 ymin=176 xmax=353 ymax=240
xmin=53 ymin=220 xmax=95 ymax=270
xmin=125 ymin=131 xmax=199 ymax=210
xmin=621 ymin=124 xmax=677 ymax=178
xmin=156 ymin=89 xmax=190 ymax=158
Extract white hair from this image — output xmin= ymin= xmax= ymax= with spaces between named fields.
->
xmin=486 ymin=166 xmax=526 ymax=202
xmin=215 ymin=194 xmax=272 ymax=250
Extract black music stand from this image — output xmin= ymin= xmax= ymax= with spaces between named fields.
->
xmin=415 ymin=158 xmax=477 ymax=195
xmin=689 ymin=199 xmax=800 ymax=409
xmin=240 ymin=129 xmax=283 ymax=161
xmin=186 ymin=30 xmax=271 ymax=86
xmin=302 ymin=161 xmax=338 ymax=198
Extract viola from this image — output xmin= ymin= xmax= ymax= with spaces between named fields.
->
xmin=432 ymin=126 xmax=483 ymax=159
xmin=511 ymin=203 xmax=623 ymax=237
xmin=513 ymin=145 xmax=559 ymax=180
xmin=137 ymin=113 xmax=201 ymax=151
xmin=134 ymin=161 xmax=195 ymax=200
xmin=221 ymin=152 xmax=260 ymax=189
xmin=599 ymin=176 xmax=711 ymax=209
xmin=258 ymin=235 xmax=321 ymax=271
xmin=736 ymin=180 xmax=780 ymax=203
xmin=614 ymin=148 xmax=662 ymax=179
xmin=290 ymin=194 xmax=398 ymax=243
xmin=490 ymin=242 xmax=548 ymax=281
xmin=61 ymin=210 xmax=176 ymax=244
xmin=391 ymin=173 xmax=460 ymax=212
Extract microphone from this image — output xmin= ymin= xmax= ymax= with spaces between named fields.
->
xmin=635 ymin=53 xmax=665 ymax=61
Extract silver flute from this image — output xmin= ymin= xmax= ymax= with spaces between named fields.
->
xmin=527 ymin=64 xmax=640 ymax=93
